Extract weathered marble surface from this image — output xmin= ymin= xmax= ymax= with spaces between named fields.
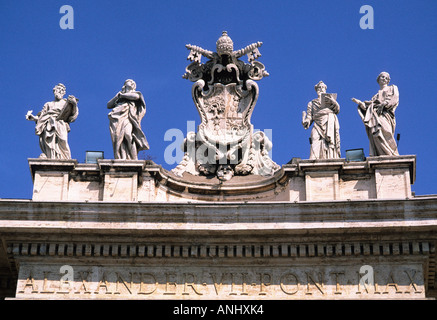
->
xmin=28 ymin=155 xmax=416 ymax=202
xmin=14 ymin=262 xmax=426 ymax=299
xmin=0 ymin=196 xmax=436 ymax=299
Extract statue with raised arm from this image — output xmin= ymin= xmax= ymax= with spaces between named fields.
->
xmin=352 ymin=71 xmax=399 ymax=156
xmin=302 ymin=81 xmax=341 ymax=159
xmin=107 ymin=79 xmax=149 ymax=160
xmin=25 ymin=83 xmax=78 ymax=159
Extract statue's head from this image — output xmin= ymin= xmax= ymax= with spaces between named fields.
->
xmin=216 ymin=31 xmax=234 ymax=56
xmin=377 ymin=72 xmax=390 ymax=85
xmin=122 ymin=79 xmax=136 ymax=92
xmin=314 ymin=81 xmax=327 ymax=95
xmin=53 ymin=83 xmax=66 ymax=100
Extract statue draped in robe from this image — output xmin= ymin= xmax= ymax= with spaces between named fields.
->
xmin=302 ymin=81 xmax=341 ymax=160
xmin=352 ymin=72 xmax=399 ymax=156
xmin=107 ymin=79 xmax=149 ymax=160
xmin=26 ymin=83 xmax=78 ymax=159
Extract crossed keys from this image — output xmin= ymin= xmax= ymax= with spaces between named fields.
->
xmin=185 ymin=41 xmax=263 ymax=64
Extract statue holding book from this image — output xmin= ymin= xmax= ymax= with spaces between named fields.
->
xmin=25 ymin=83 xmax=79 ymax=159
xmin=302 ymin=81 xmax=341 ymax=159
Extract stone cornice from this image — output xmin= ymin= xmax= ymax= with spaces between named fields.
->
xmin=0 ymin=197 xmax=436 ymax=237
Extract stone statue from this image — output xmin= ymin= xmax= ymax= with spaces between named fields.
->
xmin=302 ymin=81 xmax=341 ymax=159
xmin=25 ymin=83 xmax=78 ymax=159
xmin=352 ymin=72 xmax=399 ymax=156
xmin=107 ymin=79 xmax=149 ymax=160
xmin=172 ymin=31 xmax=279 ymax=181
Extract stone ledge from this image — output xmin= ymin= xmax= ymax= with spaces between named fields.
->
xmin=0 ymin=198 xmax=436 ymax=237
xmin=28 ymin=158 xmax=77 ymax=182
xmin=97 ymin=159 xmax=146 ymax=173
xmin=284 ymin=155 xmax=416 ymax=183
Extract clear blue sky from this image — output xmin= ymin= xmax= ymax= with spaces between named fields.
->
xmin=0 ymin=0 xmax=436 ymax=199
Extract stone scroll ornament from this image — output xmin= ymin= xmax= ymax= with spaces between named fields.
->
xmin=25 ymin=83 xmax=79 ymax=160
xmin=172 ymin=31 xmax=280 ymax=181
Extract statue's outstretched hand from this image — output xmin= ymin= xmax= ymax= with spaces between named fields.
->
xmin=67 ymin=95 xmax=78 ymax=105
xmin=351 ymin=98 xmax=361 ymax=105
xmin=352 ymin=98 xmax=366 ymax=110
xmin=25 ymin=110 xmax=37 ymax=121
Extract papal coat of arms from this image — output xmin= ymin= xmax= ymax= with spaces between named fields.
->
xmin=172 ymin=32 xmax=280 ymax=181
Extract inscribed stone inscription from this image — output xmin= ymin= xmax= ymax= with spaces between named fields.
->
xmin=16 ymin=264 xmax=424 ymax=299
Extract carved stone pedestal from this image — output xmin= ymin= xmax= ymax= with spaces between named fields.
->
xmin=27 ymin=155 xmax=416 ymax=203
xmin=285 ymin=155 xmax=415 ymax=202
